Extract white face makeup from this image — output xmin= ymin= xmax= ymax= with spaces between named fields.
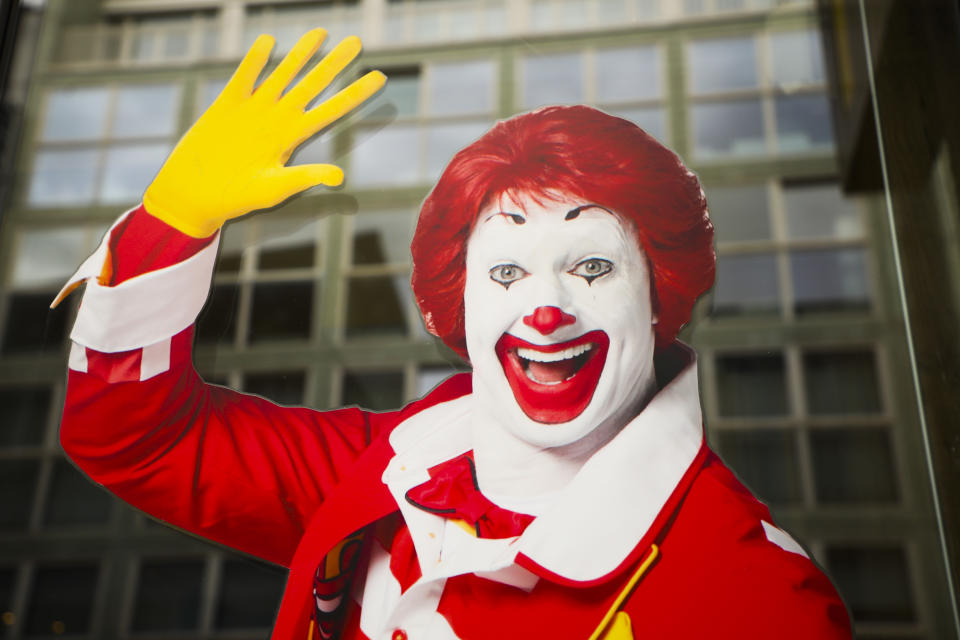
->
xmin=464 ymin=192 xmax=658 ymax=448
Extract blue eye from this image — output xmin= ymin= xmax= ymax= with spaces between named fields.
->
xmin=489 ymin=264 xmax=528 ymax=289
xmin=569 ymin=258 xmax=613 ymax=284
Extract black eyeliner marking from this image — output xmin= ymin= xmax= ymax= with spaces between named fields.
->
xmin=565 ymin=207 xmax=583 ymax=220
xmin=508 ymin=214 xmax=526 ymax=225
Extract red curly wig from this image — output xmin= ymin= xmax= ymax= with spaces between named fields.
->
xmin=411 ymin=105 xmax=715 ymax=361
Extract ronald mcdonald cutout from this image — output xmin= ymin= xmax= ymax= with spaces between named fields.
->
xmin=56 ymin=29 xmax=852 ymax=640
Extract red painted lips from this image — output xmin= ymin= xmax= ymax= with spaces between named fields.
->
xmin=495 ymin=330 xmax=610 ymax=424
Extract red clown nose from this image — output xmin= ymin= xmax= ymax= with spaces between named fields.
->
xmin=522 ymin=306 xmax=577 ymax=336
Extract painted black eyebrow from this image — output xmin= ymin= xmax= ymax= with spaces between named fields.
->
xmin=565 ymin=204 xmax=613 ymax=220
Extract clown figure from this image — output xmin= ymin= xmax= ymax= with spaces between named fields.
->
xmin=57 ymin=30 xmax=852 ymax=640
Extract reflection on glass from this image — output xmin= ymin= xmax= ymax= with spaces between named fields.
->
xmin=352 ymin=211 xmax=415 ymax=265
xmin=24 ymin=565 xmax=98 ymax=636
xmin=428 ymin=60 xmax=494 ymax=115
xmin=249 ymin=281 xmax=314 ymax=342
xmin=784 ymin=183 xmax=862 ymax=240
xmin=688 ymin=36 xmax=757 ymax=94
xmin=825 ymin=546 xmax=916 ymax=623
xmin=416 ymin=366 xmax=460 ymax=398
xmin=775 ymin=94 xmax=833 ymax=153
xmin=770 ymin=30 xmax=824 ymax=86
xmin=257 ymin=220 xmax=319 ymax=271
xmin=803 ymin=351 xmax=880 ymax=414
xmin=352 ymin=125 xmax=420 ymax=186
xmin=691 ymin=100 xmax=765 ymax=158
xmin=0 ymin=459 xmax=38 ymax=530
xmin=596 ymin=47 xmax=660 ymax=102
xmin=132 ymin=559 xmax=203 ymax=631
xmin=346 ymin=275 xmax=410 ymax=337
xmin=215 ymin=559 xmax=285 ymax=629
xmin=0 ymin=386 xmax=50 ymax=447
xmin=342 ymin=370 xmax=404 ymax=410
xmin=43 ymin=459 xmax=113 ymax=527
xmin=1 ymin=292 xmax=69 ymax=354
xmin=607 ymin=107 xmax=666 ymax=143
xmin=195 ymin=283 xmax=239 ymax=345
xmin=426 ymin=121 xmax=490 ymax=180
xmin=42 ymin=88 xmax=108 ymax=141
xmin=522 ymin=52 xmax=583 ymax=108
xmin=715 ymin=429 xmax=802 ymax=504
xmin=713 ymin=254 xmax=779 ymax=314
xmin=810 ymin=428 xmax=897 ymax=503
xmin=113 ymin=84 xmax=178 ymax=138
xmin=100 ymin=143 xmax=170 ymax=204
xmin=28 ymin=149 xmax=99 ymax=206
xmin=243 ymin=371 xmax=306 ymax=406
xmin=716 ymin=353 xmax=788 ymax=417
xmin=706 ymin=184 xmax=770 ymax=243
xmin=13 ymin=228 xmax=94 ymax=288
xmin=790 ymin=248 xmax=869 ymax=314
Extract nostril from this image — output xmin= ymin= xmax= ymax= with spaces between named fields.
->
xmin=523 ymin=306 xmax=576 ymax=335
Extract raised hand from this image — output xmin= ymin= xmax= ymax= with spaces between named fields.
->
xmin=143 ymin=28 xmax=385 ymax=238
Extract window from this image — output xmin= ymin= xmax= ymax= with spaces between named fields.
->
xmin=242 ymin=371 xmax=307 ymax=406
xmin=245 ymin=3 xmax=360 ymax=54
xmin=0 ymin=460 xmax=39 ymax=531
xmin=131 ymin=558 xmax=204 ymax=632
xmin=341 ymin=370 xmax=404 ymax=410
xmin=42 ymin=459 xmax=113 ymax=528
xmin=24 ymin=564 xmax=99 ymax=637
xmin=383 ymin=0 xmax=507 ymax=46
xmin=714 ymin=429 xmax=803 ymax=504
xmin=825 ymin=546 xmax=916 ymax=623
xmin=0 ymin=386 xmax=51 ymax=447
xmin=214 ymin=558 xmax=285 ymax=630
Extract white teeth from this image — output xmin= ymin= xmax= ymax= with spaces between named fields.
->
xmin=517 ymin=343 xmax=593 ymax=363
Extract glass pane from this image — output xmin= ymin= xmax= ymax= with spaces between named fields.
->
xmin=257 ymin=220 xmax=319 ymax=271
xmin=521 ymin=52 xmax=583 ymax=108
xmin=803 ymin=351 xmax=881 ymax=414
xmin=712 ymin=253 xmax=779 ymax=314
xmin=0 ymin=386 xmax=49 ymax=447
xmin=810 ymin=428 xmax=898 ymax=503
xmin=249 ymin=281 xmax=314 ymax=342
xmin=691 ymin=99 xmax=765 ymax=158
xmin=195 ymin=283 xmax=239 ymax=345
xmin=1 ymin=292 xmax=69 ymax=355
xmin=132 ymin=559 xmax=204 ymax=631
xmin=688 ymin=36 xmax=757 ymax=93
xmin=24 ymin=564 xmax=98 ymax=636
xmin=0 ymin=459 xmax=38 ymax=530
xmin=605 ymin=106 xmax=666 ymax=143
xmin=215 ymin=559 xmax=284 ymax=630
xmin=28 ymin=149 xmax=99 ymax=207
xmin=716 ymin=354 xmax=788 ymax=417
xmin=41 ymin=87 xmax=108 ymax=141
xmin=346 ymin=275 xmax=412 ymax=338
xmin=243 ymin=371 xmax=306 ymax=406
xmin=783 ymin=183 xmax=862 ymax=240
xmin=416 ymin=365 xmax=460 ymax=398
xmin=770 ymin=30 xmax=825 ymax=86
xmin=365 ymin=70 xmax=419 ymax=117
xmin=425 ymin=120 xmax=490 ymax=180
xmin=12 ymin=227 xmax=94 ymax=288
xmin=0 ymin=566 xmax=14 ymax=620
xmin=428 ymin=60 xmax=494 ymax=115
xmin=706 ymin=184 xmax=770 ymax=243
xmin=825 ymin=547 xmax=916 ymax=623
xmin=342 ymin=370 xmax=404 ymax=410
xmin=100 ymin=143 xmax=170 ymax=204
xmin=198 ymin=78 xmax=229 ymax=115
xmin=790 ymin=248 xmax=869 ymax=314
xmin=112 ymin=84 xmax=178 ymax=138
xmin=352 ymin=210 xmax=415 ymax=265
xmin=43 ymin=459 xmax=113 ymax=528
xmin=775 ymin=94 xmax=833 ymax=153
xmin=352 ymin=125 xmax=421 ymax=187
xmin=217 ymin=221 xmax=247 ymax=274
xmin=595 ymin=46 xmax=661 ymax=102
xmin=715 ymin=429 xmax=802 ymax=504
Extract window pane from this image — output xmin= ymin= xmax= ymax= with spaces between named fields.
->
xmin=0 ymin=459 xmax=38 ymax=530
xmin=713 ymin=254 xmax=779 ymax=315
xmin=428 ymin=60 xmax=494 ymax=115
xmin=112 ymin=84 xmax=178 ymax=138
xmin=366 ymin=70 xmax=419 ymax=117
xmin=2 ymin=292 xmax=69 ymax=355
xmin=826 ymin=546 xmax=915 ymax=623
xmin=25 ymin=564 xmax=98 ymax=636
xmin=716 ymin=354 xmax=788 ymax=417
xmin=790 ymin=248 xmax=869 ymax=314
xmin=352 ymin=211 xmax=415 ymax=266
xmin=803 ymin=351 xmax=881 ymax=414
xmin=522 ymin=52 xmax=583 ymax=108
xmin=0 ymin=566 xmax=14 ymax=621
xmin=199 ymin=78 xmax=228 ymax=115
xmin=132 ymin=559 xmax=204 ymax=631
xmin=416 ymin=366 xmax=460 ymax=398
xmin=595 ymin=46 xmax=661 ymax=102
xmin=715 ymin=429 xmax=802 ymax=504
xmin=195 ymin=283 xmax=239 ymax=345
xmin=688 ymin=36 xmax=757 ymax=93
xmin=28 ymin=149 xmax=99 ymax=207
xmin=425 ymin=120 xmax=489 ymax=180
xmin=243 ymin=371 xmax=306 ymax=406
xmin=249 ymin=281 xmax=314 ymax=342
xmin=346 ymin=275 xmax=411 ymax=338
xmin=215 ymin=559 xmax=285 ymax=629
xmin=41 ymin=87 xmax=108 ymax=141
xmin=257 ymin=220 xmax=319 ymax=271
xmin=775 ymin=94 xmax=833 ymax=153
xmin=606 ymin=107 xmax=666 ymax=144
xmin=100 ymin=143 xmax=169 ymax=204
xmin=784 ymin=183 xmax=862 ymax=240
xmin=707 ymin=184 xmax=770 ymax=243
xmin=0 ymin=386 xmax=49 ymax=447
xmin=217 ymin=221 xmax=247 ymax=274
xmin=810 ymin=428 xmax=897 ymax=503
xmin=352 ymin=125 xmax=420 ymax=187
xmin=12 ymin=227 xmax=95 ymax=289
xmin=771 ymin=30 xmax=824 ymax=86
xmin=43 ymin=459 xmax=112 ymax=527
xmin=342 ymin=370 xmax=404 ymax=410
xmin=691 ymin=100 xmax=765 ymax=158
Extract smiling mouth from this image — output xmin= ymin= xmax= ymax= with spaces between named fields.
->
xmin=495 ymin=331 xmax=609 ymax=424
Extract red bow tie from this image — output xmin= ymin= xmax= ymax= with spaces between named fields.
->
xmin=404 ymin=451 xmax=535 ymax=539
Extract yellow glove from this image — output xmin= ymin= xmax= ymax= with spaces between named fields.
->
xmin=143 ymin=28 xmax=385 ymax=238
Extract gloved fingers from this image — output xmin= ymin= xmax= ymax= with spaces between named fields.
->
xmin=282 ymin=35 xmax=362 ymax=111
xmin=275 ymin=164 xmax=346 ymax=196
xmin=221 ymin=34 xmax=275 ymax=102
xmin=301 ymin=70 xmax=386 ymax=135
xmin=256 ymin=28 xmax=327 ymax=102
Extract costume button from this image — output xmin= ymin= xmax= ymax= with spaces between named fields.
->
xmin=391 ymin=629 xmax=408 ymax=640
